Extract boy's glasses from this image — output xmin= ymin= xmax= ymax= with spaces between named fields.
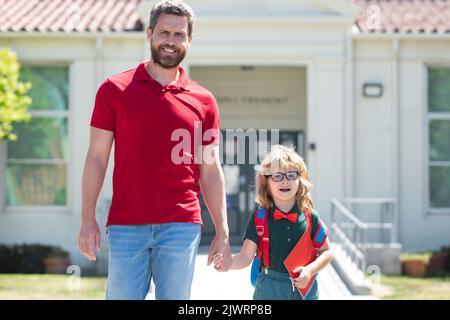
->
xmin=266 ymin=171 xmax=299 ymax=182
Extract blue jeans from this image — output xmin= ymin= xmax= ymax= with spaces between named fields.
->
xmin=106 ymin=223 xmax=201 ymax=300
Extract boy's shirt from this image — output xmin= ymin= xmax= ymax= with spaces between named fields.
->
xmin=244 ymin=204 xmax=328 ymax=274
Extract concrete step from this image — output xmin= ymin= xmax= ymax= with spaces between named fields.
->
xmin=331 ymin=243 xmax=373 ymax=295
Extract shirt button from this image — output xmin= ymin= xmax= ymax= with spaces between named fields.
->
xmin=287 ymin=226 xmax=290 ymax=230
xmin=162 ymin=88 xmax=166 ymax=92
xmin=288 ymin=238 xmax=291 ymax=242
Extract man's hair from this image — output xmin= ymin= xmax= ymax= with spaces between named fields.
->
xmin=149 ymin=0 xmax=196 ymax=37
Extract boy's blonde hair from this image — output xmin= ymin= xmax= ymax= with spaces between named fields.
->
xmin=255 ymin=144 xmax=314 ymax=211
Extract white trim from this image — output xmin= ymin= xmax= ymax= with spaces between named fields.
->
xmin=427 ymin=209 xmax=450 ymax=216
xmin=0 ymin=32 xmax=145 ymax=39
xmin=2 ymin=29 xmax=450 ymax=41
xmin=391 ymin=38 xmax=401 ymax=241
xmin=319 ymin=0 xmax=359 ymax=18
xmin=188 ymin=57 xmax=313 ymax=67
xmin=429 ymin=162 xmax=450 ymax=167
xmin=306 ymin=61 xmax=316 ymax=184
xmin=197 ymin=16 xmax=355 ymax=24
xmin=423 ymin=63 xmax=430 ymax=218
xmin=5 ymin=206 xmax=69 ymax=214
xmin=352 ymin=33 xmax=450 ymax=40
xmin=0 ymin=14 xmax=357 ymax=41
xmin=66 ymin=61 xmax=75 ymax=216
xmin=344 ymin=27 xmax=354 ymax=199
xmin=7 ymin=159 xmax=67 ymax=165
xmin=27 ymin=110 xmax=69 ymax=117
xmin=4 ymin=63 xmax=71 ymax=211
xmin=429 ymin=113 xmax=450 ymax=120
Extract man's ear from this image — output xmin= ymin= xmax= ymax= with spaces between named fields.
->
xmin=187 ymin=34 xmax=193 ymax=46
xmin=146 ymin=27 xmax=152 ymax=41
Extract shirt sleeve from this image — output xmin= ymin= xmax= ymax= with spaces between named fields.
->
xmin=310 ymin=208 xmax=329 ymax=249
xmin=202 ymin=93 xmax=220 ymax=146
xmin=243 ymin=211 xmax=259 ymax=245
xmin=90 ymin=79 xmax=116 ymax=132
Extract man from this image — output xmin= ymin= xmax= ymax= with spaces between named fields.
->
xmin=78 ymin=0 xmax=231 ymax=300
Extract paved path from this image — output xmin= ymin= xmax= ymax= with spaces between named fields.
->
xmin=147 ymin=246 xmax=377 ymax=300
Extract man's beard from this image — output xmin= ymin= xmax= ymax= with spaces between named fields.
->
xmin=151 ymin=42 xmax=186 ymax=69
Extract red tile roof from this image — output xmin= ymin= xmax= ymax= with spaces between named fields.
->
xmin=0 ymin=0 xmax=143 ymax=32
xmin=352 ymin=0 xmax=450 ymax=34
xmin=0 ymin=0 xmax=449 ymax=34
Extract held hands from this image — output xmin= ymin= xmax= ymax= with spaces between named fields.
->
xmin=293 ymin=265 xmax=314 ymax=289
xmin=211 ymin=252 xmax=224 ymax=270
xmin=207 ymin=234 xmax=231 ymax=272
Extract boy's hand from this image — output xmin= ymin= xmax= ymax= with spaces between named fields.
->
xmin=293 ymin=266 xmax=313 ymax=289
xmin=211 ymin=252 xmax=224 ymax=270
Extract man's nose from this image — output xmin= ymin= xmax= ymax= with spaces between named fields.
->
xmin=165 ymin=34 xmax=177 ymax=45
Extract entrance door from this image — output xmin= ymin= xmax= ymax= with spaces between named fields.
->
xmin=200 ymin=131 xmax=305 ymax=245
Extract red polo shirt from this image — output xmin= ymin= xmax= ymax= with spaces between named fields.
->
xmin=90 ymin=61 xmax=220 ymax=226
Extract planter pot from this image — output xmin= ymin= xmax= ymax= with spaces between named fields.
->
xmin=402 ymin=259 xmax=428 ymax=278
xmin=43 ymin=257 xmax=70 ymax=274
xmin=427 ymin=252 xmax=449 ymax=274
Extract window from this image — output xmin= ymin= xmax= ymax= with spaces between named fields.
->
xmin=5 ymin=65 xmax=69 ymax=207
xmin=428 ymin=67 xmax=450 ymax=211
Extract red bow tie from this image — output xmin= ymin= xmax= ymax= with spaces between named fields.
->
xmin=273 ymin=209 xmax=298 ymax=223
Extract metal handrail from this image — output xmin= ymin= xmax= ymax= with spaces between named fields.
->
xmin=330 ymin=198 xmax=398 ymax=275
xmin=331 ymin=199 xmax=367 ymax=229
xmin=341 ymin=198 xmax=396 ymax=204
xmin=341 ymin=198 xmax=397 ymax=244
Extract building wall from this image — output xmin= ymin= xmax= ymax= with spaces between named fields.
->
xmin=0 ymin=36 xmax=147 ymax=270
xmin=189 ymin=65 xmax=307 ymax=130
xmin=353 ymin=37 xmax=450 ymax=251
xmin=10 ymin=1 xmax=439 ymax=271
xmin=0 ymin=23 xmax=348 ymax=267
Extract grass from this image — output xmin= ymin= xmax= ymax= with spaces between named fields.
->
xmin=372 ymin=275 xmax=450 ymax=300
xmin=2 ymin=273 xmax=450 ymax=300
xmin=400 ymin=252 xmax=432 ymax=261
xmin=0 ymin=274 xmax=107 ymax=300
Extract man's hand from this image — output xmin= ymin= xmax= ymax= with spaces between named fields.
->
xmin=78 ymin=220 xmax=101 ymax=261
xmin=207 ymin=234 xmax=231 ymax=272
xmin=200 ymin=144 xmax=231 ymax=272
xmin=79 ymin=127 xmax=113 ymax=261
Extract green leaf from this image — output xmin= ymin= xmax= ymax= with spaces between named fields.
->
xmin=0 ymin=48 xmax=32 ymax=141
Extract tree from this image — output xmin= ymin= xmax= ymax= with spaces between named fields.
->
xmin=0 ymin=48 xmax=32 ymax=141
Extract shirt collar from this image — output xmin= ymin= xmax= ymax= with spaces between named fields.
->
xmin=133 ymin=60 xmax=190 ymax=91
xmin=271 ymin=203 xmax=300 ymax=215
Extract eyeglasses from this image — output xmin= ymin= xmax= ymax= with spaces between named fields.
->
xmin=265 ymin=171 xmax=299 ymax=182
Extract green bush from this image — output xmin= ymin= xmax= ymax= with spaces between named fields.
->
xmin=0 ymin=244 xmax=69 ymax=274
xmin=0 ymin=48 xmax=32 ymax=141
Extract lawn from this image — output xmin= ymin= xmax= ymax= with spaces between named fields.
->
xmin=0 ymin=274 xmax=107 ymax=300
xmin=373 ymin=275 xmax=450 ymax=300
xmin=2 ymin=273 xmax=450 ymax=300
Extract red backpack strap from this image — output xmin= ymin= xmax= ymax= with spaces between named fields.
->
xmin=254 ymin=208 xmax=269 ymax=268
xmin=303 ymin=207 xmax=313 ymax=236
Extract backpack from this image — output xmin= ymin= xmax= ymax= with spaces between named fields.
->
xmin=250 ymin=208 xmax=269 ymax=286
xmin=250 ymin=206 xmax=313 ymax=287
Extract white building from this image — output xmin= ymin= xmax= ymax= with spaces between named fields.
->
xmin=0 ymin=0 xmax=449 ymax=275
